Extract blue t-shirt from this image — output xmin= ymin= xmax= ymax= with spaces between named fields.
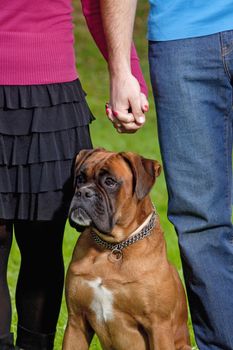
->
xmin=148 ymin=0 xmax=233 ymax=41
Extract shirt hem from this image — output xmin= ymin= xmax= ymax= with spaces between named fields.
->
xmin=147 ymin=24 xmax=233 ymax=42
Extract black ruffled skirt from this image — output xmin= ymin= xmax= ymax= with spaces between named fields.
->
xmin=0 ymin=79 xmax=94 ymax=221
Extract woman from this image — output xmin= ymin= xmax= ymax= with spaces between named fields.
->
xmin=0 ymin=1 xmax=148 ymax=349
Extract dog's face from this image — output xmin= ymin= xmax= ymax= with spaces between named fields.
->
xmin=69 ymin=148 xmax=161 ymax=237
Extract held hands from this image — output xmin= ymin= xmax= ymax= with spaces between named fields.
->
xmin=105 ymin=73 xmax=149 ymax=134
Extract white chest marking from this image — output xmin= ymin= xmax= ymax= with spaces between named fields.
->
xmin=84 ymin=277 xmax=114 ymax=323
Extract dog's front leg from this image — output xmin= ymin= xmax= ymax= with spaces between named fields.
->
xmin=147 ymin=321 xmax=176 ymax=350
xmin=62 ymin=313 xmax=94 ymax=350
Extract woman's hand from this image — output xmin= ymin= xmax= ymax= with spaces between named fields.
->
xmin=105 ymin=92 xmax=149 ymax=134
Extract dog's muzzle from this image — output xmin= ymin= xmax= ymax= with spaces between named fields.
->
xmin=69 ymin=206 xmax=92 ymax=228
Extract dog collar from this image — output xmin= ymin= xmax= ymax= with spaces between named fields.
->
xmin=91 ymin=209 xmax=157 ymax=262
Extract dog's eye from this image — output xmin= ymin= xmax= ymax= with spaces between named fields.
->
xmin=104 ymin=177 xmax=117 ymax=187
xmin=76 ymin=173 xmax=86 ymax=185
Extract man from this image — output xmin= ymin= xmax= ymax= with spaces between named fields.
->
xmin=100 ymin=1 xmax=233 ymax=349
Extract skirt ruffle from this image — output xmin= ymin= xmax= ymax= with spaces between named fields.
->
xmin=0 ymin=126 xmax=91 ymax=165
xmin=0 ymin=79 xmax=94 ymax=221
xmin=0 ymin=79 xmax=87 ymax=109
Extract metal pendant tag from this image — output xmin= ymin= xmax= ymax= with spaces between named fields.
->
xmin=108 ymin=248 xmax=123 ymax=263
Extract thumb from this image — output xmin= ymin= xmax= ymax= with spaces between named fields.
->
xmin=130 ymin=95 xmax=145 ymax=125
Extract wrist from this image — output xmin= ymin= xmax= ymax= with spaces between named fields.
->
xmin=108 ymin=57 xmax=131 ymax=77
xmin=109 ymin=66 xmax=132 ymax=82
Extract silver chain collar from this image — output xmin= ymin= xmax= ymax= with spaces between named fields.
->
xmin=91 ymin=210 xmax=157 ymax=261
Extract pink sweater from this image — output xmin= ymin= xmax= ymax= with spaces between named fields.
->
xmin=0 ymin=0 xmax=147 ymax=95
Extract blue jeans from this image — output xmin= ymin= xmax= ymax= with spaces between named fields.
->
xmin=149 ymin=31 xmax=233 ymax=350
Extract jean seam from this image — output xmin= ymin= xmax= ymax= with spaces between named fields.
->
xmin=224 ymin=114 xmax=229 ymax=203
xmin=219 ymin=33 xmax=232 ymax=83
xmin=223 ymin=107 xmax=233 ymax=232
xmin=220 ymin=32 xmax=233 ymax=212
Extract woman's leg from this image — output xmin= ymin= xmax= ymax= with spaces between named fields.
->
xmin=14 ymin=218 xmax=66 ymax=350
xmin=0 ymin=220 xmax=14 ymax=348
xmin=149 ymin=31 xmax=233 ymax=349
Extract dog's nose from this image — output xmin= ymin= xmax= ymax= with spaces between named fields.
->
xmin=77 ymin=187 xmax=95 ymax=198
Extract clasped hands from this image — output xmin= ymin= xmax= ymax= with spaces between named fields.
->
xmin=105 ymin=73 xmax=149 ymax=134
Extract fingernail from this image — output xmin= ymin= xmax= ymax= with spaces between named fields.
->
xmin=105 ymin=108 xmax=110 ymax=115
xmin=138 ymin=116 xmax=145 ymax=123
xmin=113 ymin=110 xmax=118 ymax=117
xmin=144 ymin=105 xmax=149 ymax=112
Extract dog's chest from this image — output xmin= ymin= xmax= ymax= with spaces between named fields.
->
xmin=71 ymin=251 xmax=151 ymax=327
xmin=82 ymin=277 xmax=114 ymax=323
xmin=74 ymin=274 xmax=152 ymax=350
xmin=76 ymin=272 xmax=145 ymax=325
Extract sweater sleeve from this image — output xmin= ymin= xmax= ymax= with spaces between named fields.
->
xmin=80 ymin=0 xmax=148 ymax=97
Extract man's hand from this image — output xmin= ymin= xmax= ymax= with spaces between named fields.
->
xmin=110 ymin=72 xmax=147 ymax=132
xmin=106 ymin=73 xmax=149 ymax=133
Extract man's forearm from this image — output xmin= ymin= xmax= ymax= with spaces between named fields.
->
xmin=100 ymin=0 xmax=138 ymax=76
xmin=81 ymin=0 xmax=147 ymax=96
xmin=99 ymin=0 xmax=146 ymax=132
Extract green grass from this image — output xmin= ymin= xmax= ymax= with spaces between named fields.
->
xmin=8 ymin=2 xmax=197 ymax=349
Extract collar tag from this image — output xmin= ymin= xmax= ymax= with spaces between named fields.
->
xmin=108 ymin=248 xmax=123 ymax=262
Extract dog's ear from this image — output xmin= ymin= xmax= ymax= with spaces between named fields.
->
xmin=120 ymin=152 xmax=162 ymax=200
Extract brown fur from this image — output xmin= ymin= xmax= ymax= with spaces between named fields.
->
xmin=63 ymin=149 xmax=191 ymax=350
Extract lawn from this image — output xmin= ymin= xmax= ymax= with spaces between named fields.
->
xmin=8 ymin=2 xmax=197 ymax=349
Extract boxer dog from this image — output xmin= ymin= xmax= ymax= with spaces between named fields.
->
xmin=63 ymin=148 xmax=191 ymax=350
